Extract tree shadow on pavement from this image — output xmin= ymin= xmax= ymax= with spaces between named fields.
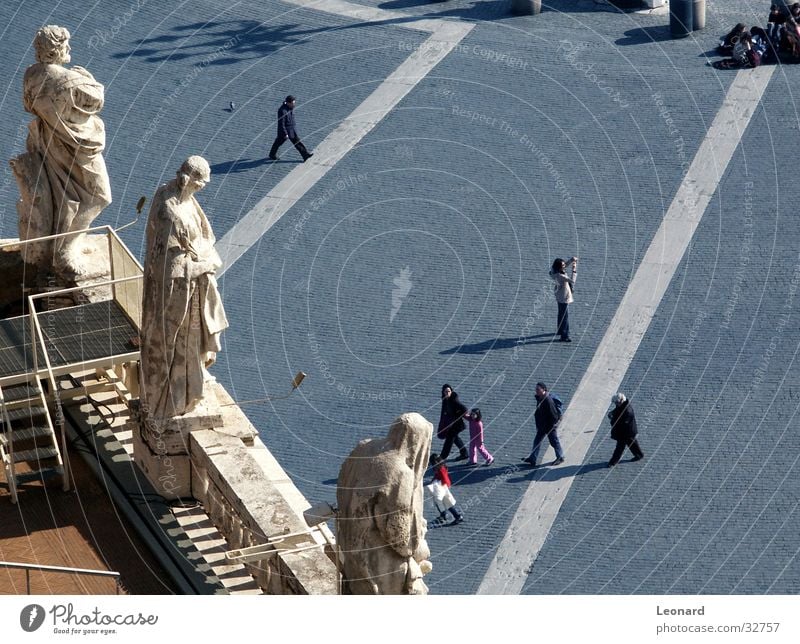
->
xmin=111 ymin=19 xmax=325 ymax=65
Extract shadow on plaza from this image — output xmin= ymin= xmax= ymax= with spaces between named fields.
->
xmin=506 ymin=460 xmax=607 ymax=483
xmin=210 ymin=157 xmax=272 ymax=175
xmin=111 ymin=0 xmax=646 ymax=66
xmin=379 ymin=0 xmax=643 ymax=17
xmin=615 ymin=25 xmax=675 ymax=47
xmin=440 ymin=333 xmax=556 ymax=355
xmin=112 ymin=19 xmax=327 ymax=65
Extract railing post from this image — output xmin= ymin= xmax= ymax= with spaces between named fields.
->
xmin=26 ymin=569 xmax=30 ymax=594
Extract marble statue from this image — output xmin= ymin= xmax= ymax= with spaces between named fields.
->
xmin=9 ymin=25 xmax=112 ymax=275
xmin=139 ymin=155 xmax=228 ymax=420
xmin=337 ymin=413 xmax=433 ymax=595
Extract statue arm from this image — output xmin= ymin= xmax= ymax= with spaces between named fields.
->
xmin=60 ymin=67 xmax=105 ymax=115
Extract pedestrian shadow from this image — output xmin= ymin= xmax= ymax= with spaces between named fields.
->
xmin=440 ymin=333 xmax=556 ymax=355
xmin=506 ymin=460 xmax=606 ymax=483
xmin=447 ymin=462 xmax=521 ymax=485
xmin=210 ymin=157 xmax=272 ymax=175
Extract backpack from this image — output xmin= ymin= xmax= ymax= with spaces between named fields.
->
xmin=550 ymin=393 xmax=564 ymax=420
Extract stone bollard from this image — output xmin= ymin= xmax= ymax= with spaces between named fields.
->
xmin=511 ymin=0 xmax=541 ymax=16
xmin=693 ymin=0 xmax=706 ymax=31
xmin=669 ymin=0 xmax=693 ymax=38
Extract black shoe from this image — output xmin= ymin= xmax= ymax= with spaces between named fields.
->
xmin=453 ymin=516 xmax=464 ymax=525
xmin=521 ymin=456 xmax=535 ymax=465
xmin=303 ymin=153 xmax=314 ymax=162
xmin=455 ymin=451 xmax=469 ymax=461
xmin=607 ymin=462 xmax=616 ymax=468
xmin=560 ymin=337 xmax=572 ymax=343
xmin=631 ymin=455 xmax=644 ymax=462
xmin=552 ymin=457 xmax=565 ymax=465
xmin=268 ymin=155 xmax=278 ymax=161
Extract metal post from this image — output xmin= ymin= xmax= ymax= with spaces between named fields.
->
xmin=26 ymin=569 xmax=30 ymax=594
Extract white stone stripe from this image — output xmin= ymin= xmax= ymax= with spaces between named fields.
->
xmin=215 ymin=16 xmax=472 ymax=274
xmin=477 ymin=66 xmax=775 ymax=595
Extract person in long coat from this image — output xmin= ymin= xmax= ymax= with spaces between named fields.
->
xmin=436 ymin=384 xmax=469 ymax=462
xmin=607 ymin=392 xmax=644 ymax=467
xmin=140 ymin=155 xmax=229 ymax=420
xmin=268 ymin=95 xmax=313 ymax=161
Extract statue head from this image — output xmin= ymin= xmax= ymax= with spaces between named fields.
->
xmin=34 ymin=25 xmax=71 ymax=64
xmin=176 ymin=155 xmax=211 ymax=195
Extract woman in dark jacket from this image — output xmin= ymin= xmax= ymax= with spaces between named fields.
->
xmin=437 ymin=384 xmax=469 ymax=461
xmin=607 ymin=392 xmax=644 ymax=467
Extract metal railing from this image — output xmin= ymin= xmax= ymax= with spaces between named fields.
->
xmin=0 ymin=225 xmax=144 ymax=493
xmin=0 ymin=560 xmax=121 ymax=594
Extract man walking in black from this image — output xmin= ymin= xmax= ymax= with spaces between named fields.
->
xmin=269 ymin=95 xmax=313 ymax=162
xmin=522 ymin=382 xmax=565 ymax=467
xmin=607 ymin=392 xmax=644 ymax=467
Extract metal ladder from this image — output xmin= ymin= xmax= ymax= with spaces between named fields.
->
xmin=0 ymin=381 xmax=64 ymax=504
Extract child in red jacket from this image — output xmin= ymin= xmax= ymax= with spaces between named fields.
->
xmin=427 ymin=455 xmax=464 ymax=524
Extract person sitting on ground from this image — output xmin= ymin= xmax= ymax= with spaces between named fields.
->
xmin=712 ymin=28 xmax=768 ymax=69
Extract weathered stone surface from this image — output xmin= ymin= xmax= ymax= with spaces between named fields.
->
xmin=131 ymin=421 xmax=191 ymax=501
xmin=190 ymin=429 xmax=338 ymax=594
xmin=337 ymin=412 xmax=433 ymax=595
xmin=139 ymin=156 xmax=229 ymax=421
xmin=9 ymin=25 xmax=112 ymax=279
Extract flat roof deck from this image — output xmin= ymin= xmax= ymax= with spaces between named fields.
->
xmin=0 ymin=299 xmax=139 ymax=387
xmin=0 ymin=444 xmax=176 ymax=595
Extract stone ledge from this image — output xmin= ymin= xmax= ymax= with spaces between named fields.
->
xmin=189 ymin=429 xmax=338 ymax=594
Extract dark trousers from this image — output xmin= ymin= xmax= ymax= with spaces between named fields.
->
xmin=434 ymin=500 xmax=463 ymax=521
xmin=440 ymin=431 xmax=467 ymax=460
xmin=269 ymin=133 xmax=310 ymax=159
xmin=608 ymin=438 xmax=644 ymax=465
xmin=528 ymin=426 xmax=564 ymax=464
xmin=557 ymin=302 xmax=570 ymax=340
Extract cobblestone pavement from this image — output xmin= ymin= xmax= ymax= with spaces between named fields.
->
xmin=1 ymin=0 xmax=798 ymax=594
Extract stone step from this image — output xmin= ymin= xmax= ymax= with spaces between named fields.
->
xmin=13 ymin=445 xmax=59 ymax=463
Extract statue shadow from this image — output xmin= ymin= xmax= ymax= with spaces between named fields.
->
xmin=112 ymin=19 xmax=327 ymax=65
xmin=505 ymin=460 xmax=607 ymax=483
xmin=111 ymin=0 xmax=647 ymax=67
xmin=440 ymin=333 xmax=556 ymax=355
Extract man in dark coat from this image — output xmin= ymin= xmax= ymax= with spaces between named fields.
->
xmin=268 ymin=95 xmax=313 ymax=162
xmin=522 ymin=382 xmax=565 ymax=466
xmin=607 ymin=392 xmax=644 ymax=467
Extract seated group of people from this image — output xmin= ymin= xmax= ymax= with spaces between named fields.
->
xmin=713 ymin=3 xmax=800 ymax=69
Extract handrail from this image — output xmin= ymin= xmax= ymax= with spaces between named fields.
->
xmin=0 ymin=560 xmax=120 ymax=577
xmin=0 ymin=387 xmax=17 ymax=503
xmin=107 ymin=227 xmax=144 ymax=271
xmin=28 ymin=274 xmax=142 ymax=301
xmin=27 ymin=294 xmax=68 ymax=492
xmin=0 ymin=560 xmax=121 ymax=594
xmin=0 ymin=224 xmax=114 ymax=249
